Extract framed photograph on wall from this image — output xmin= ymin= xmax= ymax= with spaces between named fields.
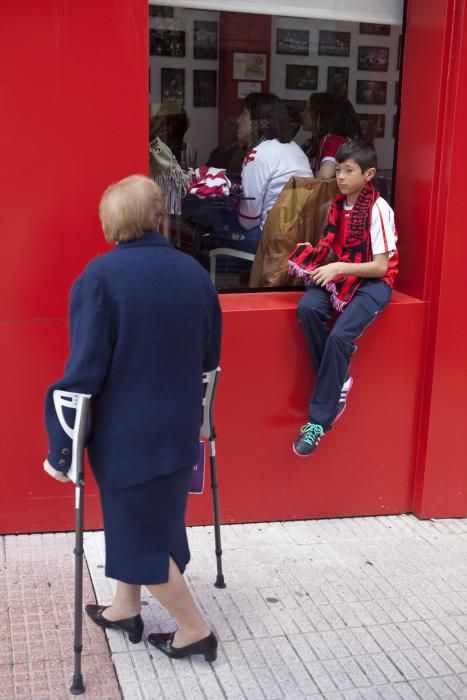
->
xmin=318 ymin=31 xmax=351 ymax=57
xmin=359 ymin=23 xmax=390 ymax=36
xmin=194 ymin=21 xmax=218 ymax=60
xmin=356 ymin=80 xmax=387 ymax=105
xmin=327 ymin=67 xmax=349 ymax=97
xmin=285 ymin=64 xmax=318 ymax=91
xmin=233 ymin=53 xmax=267 ymax=81
xmin=150 ymin=29 xmax=185 ymax=57
xmin=193 ymin=70 xmax=217 ymax=107
xmin=161 ymin=67 xmax=185 ymax=103
xmin=149 ymin=6 xmax=174 ymax=17
xmin=358 ymin=46 xmax=389 ymax=72
xmin=357 ymin=113 xmax=386 ymax=140
xmin=276 ymin=28 xmax=309 ymax=56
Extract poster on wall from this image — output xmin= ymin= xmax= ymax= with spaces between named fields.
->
xmin=357 ymin=113 xmax=386 ymax=139
xmin=194 ymin=21 xmax=218 ymax=60
xmin=276 ymin=29 xmax=309 ymax=56
xmin=193 ymin=70 xmax=217 ymax=107
xmin=233 ymin=53 xmax=267 ymax=81
xmin=285 ymin=64 xmax=318 ymax=91
xmin=238 ymin=81 xmax=261 ymax=99
xmin=318 ymin=31 xmax=351 ymax=57
xmin=327 ymin=67 xmax=349 ymax=97
xmin=161 ymin=67 xmax=185 ymax=103
xmin=359 ymin=23 xmax=391 ymax=36
xmin=358 ymin=46 xmax=389 ymax=72
xmin=356 ymin=80 xmax=387 ymax=105
xmin=150 ymin=29 xmax=185 ymax=57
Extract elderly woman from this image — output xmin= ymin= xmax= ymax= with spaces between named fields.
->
xmin=237 ymin=92 xmax=313 ymax=253
xmin=44 ymin=175 xmax=221 ymax=662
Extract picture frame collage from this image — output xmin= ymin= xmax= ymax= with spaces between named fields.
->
xmin=277 ymin=22 xmax=401 ymax=140
xmin=150 ymin=17 xmax=218 ymax=108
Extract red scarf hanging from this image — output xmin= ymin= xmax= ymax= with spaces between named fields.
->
xmin=288 ymin=182 xmax=378 ymax=311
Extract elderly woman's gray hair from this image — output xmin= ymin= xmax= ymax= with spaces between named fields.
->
xmin=99 ymin=175 xmax=163 ymax=243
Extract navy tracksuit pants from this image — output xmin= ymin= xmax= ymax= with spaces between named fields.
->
xmin=297 ymin=279 xmax=391 ymax=430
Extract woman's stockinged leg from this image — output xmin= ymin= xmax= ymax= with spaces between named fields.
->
xmin=147 ymin=557 xmax=210 ymax=647
xmin=103 ymin=580 xmax=142 ymax=621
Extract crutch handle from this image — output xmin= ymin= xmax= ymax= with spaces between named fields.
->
xmin=52 ymin=390 xmax=91 ymax=484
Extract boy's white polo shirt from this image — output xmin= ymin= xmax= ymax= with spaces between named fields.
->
xmin=343 ymin=196 xmax=397 ymax=256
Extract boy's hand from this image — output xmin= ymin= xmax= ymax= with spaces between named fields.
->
xmin=311 ymin=262 xmax=343 ymax=286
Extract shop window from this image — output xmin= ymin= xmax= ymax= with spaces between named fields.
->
xmin=149 ymin=3 xmax=403 ymax=292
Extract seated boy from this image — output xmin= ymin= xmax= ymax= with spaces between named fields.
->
xmin=288 ymin=138 xmax=398 ymax=456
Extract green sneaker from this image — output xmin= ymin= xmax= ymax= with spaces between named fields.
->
xmin=293 ymin=423 xmax=324 ymax=457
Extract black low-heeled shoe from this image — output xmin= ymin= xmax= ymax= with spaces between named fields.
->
xmin=148 ymin=631 xmax=217 ymax=662
xmin=85 ymin=604 xmax=144 ymax=644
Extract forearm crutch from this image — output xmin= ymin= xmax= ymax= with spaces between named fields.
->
xmin=53 ymin=390 xmax=91 ymax=695
xmin=201 ymin=369 xmax=226 ymax=589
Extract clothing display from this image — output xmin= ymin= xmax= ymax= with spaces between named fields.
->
xmin=188 ymin=167 xmax=231 ymax=198
xmin=150 ymin=137 xmax=190 ymax=215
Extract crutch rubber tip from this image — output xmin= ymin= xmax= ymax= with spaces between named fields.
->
xmin=214 ymin=575 xmax=226 ymax=589
xmin=70 ymin=675 xmax=85 ymax=695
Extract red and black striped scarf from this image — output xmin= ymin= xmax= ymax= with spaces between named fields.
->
xmin=288 ymin=182 xmax=378 ymax=311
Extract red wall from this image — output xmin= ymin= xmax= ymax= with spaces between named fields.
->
xmin=0 ymin=0 xmax=149 ymax=533
xmin=186 ymin=291 xmax=425 ymax=526
xmin=397 ymin=0 xmax=467 ymax=517
xmin=397 ymin=0 xmax=467 ymax=516
xmin=1 ymin=0 xmax=466 ymax=533
xmin=218 ymin=13 xmax=271 ymax=137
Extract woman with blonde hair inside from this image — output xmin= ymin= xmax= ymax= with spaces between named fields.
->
xmin=44 ymin=175 xmax=221 ymax=661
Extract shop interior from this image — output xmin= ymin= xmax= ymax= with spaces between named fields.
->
xmin=149 ymin=4 xmax=402 ymax=290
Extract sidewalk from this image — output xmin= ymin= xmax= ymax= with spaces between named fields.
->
xmin=3 ymin=515 xmax=467 ymax=699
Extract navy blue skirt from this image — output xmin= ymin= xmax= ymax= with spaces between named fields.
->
xmin=99 ymin=466 xmax=193 ymax=585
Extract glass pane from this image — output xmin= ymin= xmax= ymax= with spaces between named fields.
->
xmin=149 ymin=5 xmax=402 ymax=292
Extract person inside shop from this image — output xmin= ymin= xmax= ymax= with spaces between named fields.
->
xmin=207 ymin=116 xmax=247 ymax=178
xmin=43 ymin=175 xmax=221 ymax=662
xmin=237 ymin=92 xmax=313 ymax=253
xmin=285 ymin=102 xmax=303 ymax=142
xmin=301 ymin=93 xmax=361 ymax=179
xmin=288 ymin=139 xmax=398 ymax=457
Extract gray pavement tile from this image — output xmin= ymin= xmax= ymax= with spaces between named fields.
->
xmin=9 ymin=514 xmax=467 ymax=699
xmin=252 ymin=666 xmax=282 ymax=699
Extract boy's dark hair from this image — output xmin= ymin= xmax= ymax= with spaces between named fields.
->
xmin=243 ymin=92 xmax=290 ymax=146
xmin=335 ymin=138 xmax=377 ymax=172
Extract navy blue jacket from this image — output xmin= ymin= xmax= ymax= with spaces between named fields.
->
xmin=45 ymin=232 xmax=221 ymax=489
